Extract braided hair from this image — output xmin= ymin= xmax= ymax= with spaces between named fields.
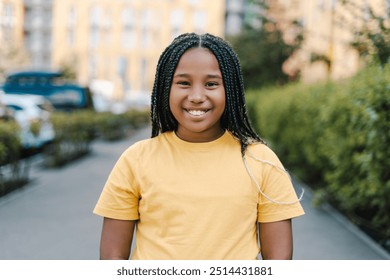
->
xmin=150 ymin=33 xmax=266 ymax=156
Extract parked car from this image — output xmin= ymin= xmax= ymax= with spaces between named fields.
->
xmin=2 ymin=70 xmax=94 ymax=111
xmin=1 ymin=93 xmax=55 ymax=151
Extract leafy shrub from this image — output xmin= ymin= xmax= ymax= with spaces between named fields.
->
xmin=121 ymin=109 xmax=150 ymax=129
xmin=0 ymin=121 xmax=29 ymax=196
xmin=317 ymin=65 xmax=390 ymax=244
xmin=44 ymin=109 xmax=150 ymax=166
xmin=250 ymin=63 xmax=390 ymax=248
xmin=94 ymin=109 xmax=149 ymax=141
xmin=0 ymin=121 xmax=21 ymax=166
xmin=94 ymin=112 xmax=128 ymax=141
xmin=43 ymin=110 xmax=98 ymax=167
xmin=249 ymin=82 xmax=334 ymax=184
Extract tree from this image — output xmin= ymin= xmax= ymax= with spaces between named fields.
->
xmin=228 ymin=0 xmax=303 ymax=89
xmin=337 ymin=0 xmax=390 ymax=66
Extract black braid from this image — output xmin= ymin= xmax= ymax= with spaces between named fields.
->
xmin=150 ymin=33 xmax=266 ymax=156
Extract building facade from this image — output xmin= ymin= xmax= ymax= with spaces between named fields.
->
xmin=4 ymin=0 xmax=223 ymax=102
xmin=224 ymin=0 xmax=389 ymax=83
xmin=1 ymin=0 xmax=225 ymax=101
xmin=267 ymin=0 xmax=389 ymax=83
xmin=4 ymin=0 xmax=385 ymax=93
xmin=0 ymin=0 xmax=26 ymax=79
xmin=23 ymin=0 xmax=53 ymax=69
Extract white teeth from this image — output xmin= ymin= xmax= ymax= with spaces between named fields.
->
xmin=187 ymin=110 xmax=207 ymax=116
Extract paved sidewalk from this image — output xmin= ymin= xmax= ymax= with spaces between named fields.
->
xmin=0 ymin=126 xmax=389 ymax=260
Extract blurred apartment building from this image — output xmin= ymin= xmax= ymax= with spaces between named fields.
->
xmin=1 ymin=0 xmax=225 ymax=102
xmin=1 ymin=0 xmax=388 ymax=98
xmin=227 ymin=0 xmax=389 ymax=83
xmin=266 ymin=0 xmax=389 ymax=83
xmin=0 ymin=0 xmax=26 ymax=76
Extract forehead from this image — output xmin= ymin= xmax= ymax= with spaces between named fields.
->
xmin=175 ymin=47 xmax=221 ymax=73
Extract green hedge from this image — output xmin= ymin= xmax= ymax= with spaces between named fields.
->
xmin=0 ymin=121 xmax=21 ymax=166
xmin=44 ymin=109 xmax=150 ymax=167
xmin=0 ymin=121 xmax=29 ymax=196
xmin=43 ymin=110 xmax=97 ymax=167
xmin=248 ymin=63 xmax=390 ymax=247
xmin=94 ymin=109 xmax=150 ymax=141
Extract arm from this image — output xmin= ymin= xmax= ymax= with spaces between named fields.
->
xmin=100 ymin=217 xmax=136 ymax=260
xmin=258 ymin=219 xmax=293 ymax=260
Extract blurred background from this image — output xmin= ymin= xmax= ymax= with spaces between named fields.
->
xmin=0 ymin=0 xmax=389 ymax=256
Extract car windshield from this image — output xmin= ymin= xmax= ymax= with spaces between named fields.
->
xmin=6 ymin=74 xmax=67 ymax=87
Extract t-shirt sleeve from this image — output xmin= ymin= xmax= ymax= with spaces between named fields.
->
xmin=252 ymin=145 xmax=305 ymax=223
xmin=93 ymin=147 xmax=140 ymax=220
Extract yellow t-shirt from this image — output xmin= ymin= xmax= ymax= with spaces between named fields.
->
xmin=93 ymin=131 xmax=304 ymax=259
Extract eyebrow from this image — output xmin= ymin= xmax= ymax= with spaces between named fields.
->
xmin=173 ymin=73 xmax=223 ymax=79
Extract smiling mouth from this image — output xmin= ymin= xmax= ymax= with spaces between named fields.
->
xmin=186 ymin=109 xmax=209 ymax=116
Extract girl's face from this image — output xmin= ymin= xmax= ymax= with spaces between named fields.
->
xmin=169 ymin=47 xmax=226 ymax=142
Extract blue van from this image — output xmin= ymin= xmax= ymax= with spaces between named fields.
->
xmin=2 ymin=71 xmax=94 ymax=111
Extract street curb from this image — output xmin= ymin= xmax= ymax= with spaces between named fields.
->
xmin=294 ymin=177 xmax=390 ymax=260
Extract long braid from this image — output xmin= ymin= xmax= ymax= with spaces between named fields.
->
xmin=201 ymin=34 xmax=266 ymax=154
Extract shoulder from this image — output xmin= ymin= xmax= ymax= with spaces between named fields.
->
xmin=246 ymin=142 xmax=285 ymax=169
xmin=120 ymin=132 xmax=172 ymax=161
xmin=122 ymin=134 xmax=162 ymax=155
xmin=248 ymin=142 xmax=280 ymax=159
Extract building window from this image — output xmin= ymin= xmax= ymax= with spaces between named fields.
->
xmin=89 ymin=6 xmax=101 ymax=47
xmin=170 ymin=9 xmax=183 ymax=40
xmin=122 ymin=8 xmax=136 ymax=49
xmin=67 ymin=7 xmax=77 ymax=46
xmin=102 ymin=9 xmax=113 ymax=45
xmin=2 ymin=4 xmax=14 ymax=27
xmin=193 ymin=10 xmax=206 ymax=34
xmin=117 ymin=56 xmax=129 ymax=91
xmin=1 ymin=4 xmax=14 ymax=41
xmin=317 ymin=0 xmax=325 ymax=11
xmin=187 ymin=0 xmax=199 ymax=6
xmin=89 ymin=55 xmax=97 ymax=80
xmin=387 ymin=0 xmax=390 ymax=18
xmin=140 ymin=58 xmax=148 ymax=92
xmin=141 ymin=9 xmax=153 ymax=48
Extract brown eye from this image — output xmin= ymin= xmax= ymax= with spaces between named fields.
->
xmin=206 ymin=81 xmax=218 ymax=87
xmin=177 ymin=81 xmax=190 ymax=86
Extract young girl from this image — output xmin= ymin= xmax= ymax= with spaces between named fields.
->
xmin=93 ymin=33 xmax=304 ymax=260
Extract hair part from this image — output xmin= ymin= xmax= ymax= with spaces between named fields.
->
xmin=150 ymin=33 xmax=265 ymax=155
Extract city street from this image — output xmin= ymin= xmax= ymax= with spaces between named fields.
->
xmin=0 ymin=126 xmax=389 ymax=260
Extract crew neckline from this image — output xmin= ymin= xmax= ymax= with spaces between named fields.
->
xmin=167 ymin=130 xmax=232 ymax=151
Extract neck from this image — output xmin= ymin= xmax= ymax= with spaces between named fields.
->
xmin=175 ymin=129 xmax=225 ymax=143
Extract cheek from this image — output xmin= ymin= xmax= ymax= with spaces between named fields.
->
xmin=169 ymin=91 xmax=180 ymax=115
xmin=218 ymin=91 xmax=226 ymax=111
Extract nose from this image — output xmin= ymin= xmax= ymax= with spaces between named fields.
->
xmin=188 ymin=85 xmax=206 ymax=103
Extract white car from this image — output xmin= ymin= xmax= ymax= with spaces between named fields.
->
xmin=1 ymin=93 xmax=55 ymax=150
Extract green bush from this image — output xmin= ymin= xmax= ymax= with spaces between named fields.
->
xmin=318 ymin=65 xmax=390 ymax=242
xmin=0 ymin=121 xmax=21 ymax=166
xmin=121 ymin=109 xmax=150 ymax=129
xmin=248 ymin=82 xmax=334 ymax=184
xmin=250 ymin=63 xmax=390 ymax=247
xmin=0 ymin=121 xmax=29 ymax=196
xmin=44 ymin=109 xmax=150 ymax=166
xmin=94 ymin=109 xmax=149 ymax=141
xmin=94 ymin=112 xmax=128 ymax=141
xmin=44 ymin=110 xmax=98 ymax=167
